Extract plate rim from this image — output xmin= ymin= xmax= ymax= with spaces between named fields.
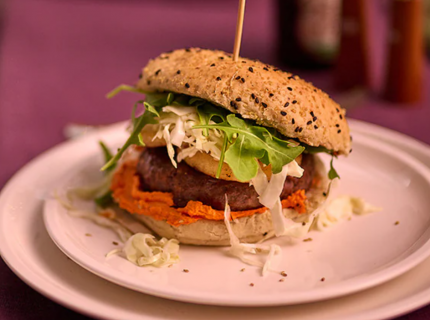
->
xmin=0 ymin=119 xmax=430 ymax=319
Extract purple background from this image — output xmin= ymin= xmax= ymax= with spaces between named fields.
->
xmin=0 ymin=0 xmax=429 ymax=319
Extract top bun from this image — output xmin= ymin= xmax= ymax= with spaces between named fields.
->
xmin=136 ymin=48 xmax=351 ymax=155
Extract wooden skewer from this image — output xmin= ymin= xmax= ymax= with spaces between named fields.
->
xmin=233 ymin=0 xmax=246 ymax=62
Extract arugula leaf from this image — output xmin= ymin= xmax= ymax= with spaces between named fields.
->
xmin=99 ymin=141 xmax=113 ymax=163
xmin=106 ymin=84 xmax=146 ymax=99
xmin=98 ymin=141 xmax=115 ymax=173
xmin=328 ymin=156 xmax=340 ymax=180
xmin=196 ymin=104 xmax=227 ymax=136
xmin=101 ymin=102 xmax=159 ymax=171
xmin=304 ymin=145 xmax=332 ymax=155
xmin=144 ymin=92 xmax=175 ymax=107
xmin=94 ymin=190 xmax=114 ymax=208
xmin=194 ymin=114 xmax=304 ymax=181
xmin=224 ymin=134 xmax=265 ymax=181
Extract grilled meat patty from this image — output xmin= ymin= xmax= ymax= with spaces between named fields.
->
xmin=136 ymin=147 xmax=315 ymax=211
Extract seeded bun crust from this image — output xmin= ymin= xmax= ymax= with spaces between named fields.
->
xmin=137 ymin=48 xmax=351 ymax=155
xmin=131 ymin=155 xmax=327 ymax=246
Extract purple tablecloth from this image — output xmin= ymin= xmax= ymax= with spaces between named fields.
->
xmin=1 ymin=0 xmax=429 ymax=319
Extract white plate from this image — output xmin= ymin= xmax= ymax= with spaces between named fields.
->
xmin=41 ymin=123 xmax=430 ymax=307
xmin=0 ymin=120 xmax=430 ymax=320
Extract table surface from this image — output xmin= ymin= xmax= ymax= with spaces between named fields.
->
xmin=1 ymin=0 xmax=429 ymax=319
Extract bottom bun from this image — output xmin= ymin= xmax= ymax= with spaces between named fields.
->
xmin=129 ymin=155 xmax=328 ymax=246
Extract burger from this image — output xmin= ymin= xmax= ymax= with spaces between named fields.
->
xmin=101 ymin=48 xmax=351 ymax=246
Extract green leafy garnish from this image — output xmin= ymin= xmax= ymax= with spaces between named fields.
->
xmin=328 ymin=156 xmax=340 ymax=180
xmin=304 ymin=145 xmax=332 ymax=155
xmin=94 ymin=190 xmax=114 ymax=208
xmin=196 ymin=104 xmax=227 ymax=137
xmin=99 ymin=141 xmax=114 ymax=169
xmin=194 ymin=114 xmax=304 ymax=181
xmin=106 ymin=84 xmax=146 ymax=99
xmin=144 ymin=92 xmax=175 ymax=107
xmin=101 ymin=102 xmax=159 ymax=171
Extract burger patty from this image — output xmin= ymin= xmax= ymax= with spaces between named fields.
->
xmin=136 ymin=148 xmax=315 ymax=211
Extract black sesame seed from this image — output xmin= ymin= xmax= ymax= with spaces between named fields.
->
xmin=307 ymin=120 xmax=312 ymax=125
xmin=138 ymin=73 xmax=142 ymax=79
xmin=251 ymin=93 xmax=256 ymax=99
xmin=234 ymin=76 xmax=240 ymax=80
xmin=242 ymin=60 xmax=247 ymax=63
xmin=287 ymin=87 xmax=293 ymax=91
xmin=255 ymin=97 xmax=260 ymax=104
xmin=241 ymin=77 xmax=245 ymax=83
xmin=249 ymin=67 xmax=254 ymax=72
xmin=313 ymin=89 xmax=317 ymax=92
xmin=337 ymin=129 xmax=342 ymax=133
xmin=280 ymin=111 xmax=287 ymax=116
xmin=350 ymin=149 xmax=353 ymax=153
xmin=340 ymin=114 xmax=343 ymax=119
xmin=292 ymin=100 xmax=297 ymax=104
xmin=263 ymin=232 xmax=268 ymax=236
xmin=292 ymin=118 xmax=295 ymax=124
xmin=284 ymin=102 xmax=290 ymax=108
xmin=219 ymin=56 xmax=224 ymax=60
xmin=310 ymin=111 xmax=315 ymax=117
xmin=288 ymin=76 xmax=294 ymax=80
xmin=185 ymin=83 xmax=190 ymax=88
xmin=336 ymin=124 xmax=340 ymax=127
xmin=185 ymin=48 xmax=191 ymax=52
xmin=147 ymin=80 xmax=151 ymax=85
xmin=323 ymin=192 xmax=327 ymax=197
xmin=210 ymin=63 xmax=215 ymax=67
xmin=230 ymin=101 xmax=238 ymax=109
xmin=262 ymin=102 xmax=267 ymax=108
xmin=314 ymin=125 xmax=318 ymax=129
xmin=269 ymin=93 xmax=274 ymax=97
xmin=299 ymin=127 xmax=303 ymax=132
xmin=263 ymin=67 xmax=269 ymax=71
xmin=336 ymin=108 xmax=340 ymax=112
xmin=216 ymin=77 xmax=221 ymax=81
xmin=176 ymin=70 xmax=181 ymax=74
xmin=295 ymin=127 xmax=299 ymax=132
xmin=313 ymin=116 xmax=317 ymax=121
xmin=236 ymin=97 xmax=242 ymax=102
xmin=155 ymin=69 xmax=161 ymax=76
xmin=274 ymin=68 xmax=280 ymax=72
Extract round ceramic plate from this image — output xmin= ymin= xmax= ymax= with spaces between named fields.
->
xmin=39 ymin=122 xmax=430 ymax=307
xmin=1 ymin=120 xmax=430 ymax=319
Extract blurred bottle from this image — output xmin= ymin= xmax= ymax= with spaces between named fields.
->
xmin=277 ymin=0 xmax=341 ymax=69
xmin=384 ymin=0 xmax=423 ymax=104
xmin=424 ymin=0 xmax=430 ymax=58
xmin=334 ymin=0 xmax=370 ymax=91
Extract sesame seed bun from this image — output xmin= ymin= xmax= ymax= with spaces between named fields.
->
xmin=130 ymin=155 xmax=328 ymax=246
xmin=136 ymin=48 xmax=351 ymax=155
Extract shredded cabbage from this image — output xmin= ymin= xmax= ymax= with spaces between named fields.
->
xmin=151 ymin=105 xmax=224 ymax=167
xmin=314 ymin=195 xmax=382 ymax=230
xmin=121 ymin=233 xmax=180 ymax=267
xmin=66 ymin=172 xmax=113 ymax=201
xmin=55 ymin=193 xmax=132 ymax=242
xmin=56 ymin=193 xmax=179 ymax=267
xmin=223 ymin=196 xmax=281 ymax=277
xmin=251 ymin=161 xmax=303 ymax=237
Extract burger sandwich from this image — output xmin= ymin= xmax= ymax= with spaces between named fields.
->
xmin=101 ymin=48 xmax=351 ymax=246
